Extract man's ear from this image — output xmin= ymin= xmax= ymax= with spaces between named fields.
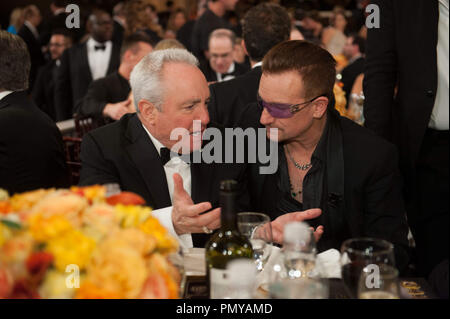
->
xmin=138 ymin=99 xmax=158 ymax=125
xmin=313 ymin=96 xmax=329 ymax=119
xmin=204 ymin=50 xmax=210 ymax=60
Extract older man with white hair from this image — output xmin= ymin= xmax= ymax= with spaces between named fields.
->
xmin=79 ymin=48 xmax=323 ymax=249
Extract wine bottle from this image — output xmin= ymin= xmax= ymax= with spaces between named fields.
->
xmin=205 ymin=180 xmax=253 ymax=299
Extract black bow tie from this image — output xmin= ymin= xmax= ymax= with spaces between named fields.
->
xmin=160 ymin=147 xmax=192 ymax=166
xmin=94 ymin=44 xmax=106 ymax=51
xmin=221 ymin=72 xmax=234 ymax=78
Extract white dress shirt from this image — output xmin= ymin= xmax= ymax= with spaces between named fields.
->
xmin=429 ymin=0 xmax=449 ymax=130
xmin=216 ymin=62 xmax=236 ymax=82
xmin=0 ymin=91 xmax=13 ymax=102
xmin=142 ymin=125 xmax=194 ymax=249
xmin=86 ymin=37 xmax=113 ymax=81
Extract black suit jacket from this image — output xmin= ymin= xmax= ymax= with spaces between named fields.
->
xmin=79 ymin=71 xmax=131 ymax=121
xmin=239 ymin=104 xmax=410 ymax=271
xmin=112 ymin=20 xmax=125 ymax=47
xmin=54 ymin=41 xmax=121 ymax=121
xmin=341 ymin=57 xmax=365 ymax=102
xmin=0 ymin=91 xmax=68 ymax=194
xmin=32 ymin=60 xmax=58 ymax=121
xmin=363 ymin=0 xmax=439 ymax=184
xmin=209 ymin=66 xmax=262 ymax=127
xmin=18 ymin=24 xmax=45 ymax=91
xmin=79 ymin=113 xmax=250 ymax=247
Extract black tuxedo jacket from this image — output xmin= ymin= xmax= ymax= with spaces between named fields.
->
xmin=363 ymin=0 xmax=439 ymax=185
xmin=79 ymin=113 xmax=250 ymax=247
xmin=341 ymin=56 xmax=365 ymax=102
xmin=0 ymin=91 xmax=68 ymax=194
xmin=18 ymin=24 xmax=45 ymax=91
xmin=208 ymin=66 xmax=262 ymax=127
xmin=32 ymin=60 xmax=58 ymax=121
xmin=112 ymin=20 xmax=125 ymax=47
xmin=79 ymin=71 xmax=131 ymax=121
xmin=239 ymin=104 xmax=410 ymax=271
xmin=54 ymin=41 xmax=121 ymax=121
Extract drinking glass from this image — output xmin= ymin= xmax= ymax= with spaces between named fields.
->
xmin=237 ymin=212 xmax=273 ymax=271
xmin=358 ymin=264 xmax=400 ymax=299
xmin=340 ymin=238 xmax=395 ymax=298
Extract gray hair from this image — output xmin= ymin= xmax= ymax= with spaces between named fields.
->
xmin=130 ymin=48 xmax=198 ymax=112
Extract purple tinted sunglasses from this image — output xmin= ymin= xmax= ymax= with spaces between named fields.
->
xmin=257 ymin=94 xmax=325 ymax=118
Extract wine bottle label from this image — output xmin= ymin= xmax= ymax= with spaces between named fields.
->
xmin=209 ymin=268 xmax=230 ymax=299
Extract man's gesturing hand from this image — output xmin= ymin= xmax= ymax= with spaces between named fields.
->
xmin=103 ymin=99 xmax=132 ymax=120
xmin=171 ymin=173 xmax=221 ymax=235
xmin=271 ymin=209 xmax=324 ymax=244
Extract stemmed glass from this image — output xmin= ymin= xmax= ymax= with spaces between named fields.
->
xmin=237 ymin=212 xmax=273 ymax=272
xmin=340 ymin=237 xmax=396 ymax=298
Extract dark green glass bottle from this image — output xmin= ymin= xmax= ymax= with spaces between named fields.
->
xmin=205 ymin=180 xmax=253 ymax=299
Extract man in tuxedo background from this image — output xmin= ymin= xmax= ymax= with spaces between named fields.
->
xmin=54 ymin=9 xmax=120 ymax=121
xmin=208 ymin=2 xmax=291 ymax=127
xmin=0 ymin=31 xmax=68 ymax=195
xmin=199 ymin=28 xmax=248 ymax=83
xmin=191 ymin=0 xmax=238 ymax=63
xmin=32 ymin=29 xmax=73 ymax=121
xmin=341 ymin=34 xmax=365 ymax=102
xmin=79 ymin=48 xmax=322 ymax=249
xmin=112 ymin=2 xmax=126 ymax=47
xmin=79 ymin=33 xmax=153 ymax=123
xmin=18 ymin=5 xmax=45 ymax=92
xmin=364 ymin=0 xmax=449 ymax=281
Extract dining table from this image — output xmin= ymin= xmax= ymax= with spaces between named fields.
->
xmin=181 ymin=248 xmax=437 ymax=299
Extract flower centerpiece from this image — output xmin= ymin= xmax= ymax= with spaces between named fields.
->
xmin=0 ymin=186 xmax=180 ymax=299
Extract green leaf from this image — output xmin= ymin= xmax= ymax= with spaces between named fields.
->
xmin=0 ymin=219 xmax=22 ymax=229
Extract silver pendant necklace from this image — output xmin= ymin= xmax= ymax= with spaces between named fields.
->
xmin=285 ymin=145 xmax=312 ymax=171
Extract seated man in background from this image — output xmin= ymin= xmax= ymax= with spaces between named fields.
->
xmin=239 ymin=40 xmax=410 ymax=272
xmin=79 ymin=48 xmax=322 ymax=249
xmin=0 ymin=31 xmax=68 ymax=194
xmin=79 ymin=33 xmax=153 ymax=123
xmin=208 ymin=2 xmax=291 ymax=127
xmin=341 ymin=34 xmax=365 ymax=103
xmin=32 ymin=29 xmax=73 ymax=121
xmin=199 ymin=28 xmax=248 ymax=84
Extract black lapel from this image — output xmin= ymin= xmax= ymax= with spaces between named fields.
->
xmin=107 ymin=42 xmax=120 ymax=74
xmin=325 ymin=109 xmax=346 ymax=223
xmin=80 ymin=42 xmax=93 ymax=83
xmin=125 ymin=115 xmax=172 ymax=209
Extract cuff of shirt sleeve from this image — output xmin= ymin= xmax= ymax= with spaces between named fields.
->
xmin=151 ymin=206 xmax=193 ymax=249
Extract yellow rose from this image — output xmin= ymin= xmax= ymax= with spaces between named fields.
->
xmin=46 ymin=230 xmax=96 ymax=272
xmin=28 ymin=214 xmax=73 ymax=242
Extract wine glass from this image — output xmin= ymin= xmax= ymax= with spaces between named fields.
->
xmin=340 ymin=238 xmax=395 ymax=298
xmin=358 ymin=263 xmax=400 ymax=299
xmin=237 ymin=212 xmax=273 ymax=272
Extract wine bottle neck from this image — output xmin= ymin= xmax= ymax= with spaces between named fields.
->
xmin=220 ymin=191 xmax=237 ymax=231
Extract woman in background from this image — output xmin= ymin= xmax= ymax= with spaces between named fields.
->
xmin=322 ymin=8 xmax=348 ymax=55
xmin=7 ymin=8 xmax=24 ymax=35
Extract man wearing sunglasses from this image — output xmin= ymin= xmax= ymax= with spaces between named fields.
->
xmin=240 ymin=40 xmax=410 ymax=273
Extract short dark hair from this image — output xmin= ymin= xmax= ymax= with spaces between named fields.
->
xmin=51 ymin=28 xmax=74 ymax=43
xmin=242 ymin=3 xmax=291 ymax=62
xmin=351 ymin=34 xmax=366 ymax=54
xmin=0 ymin=31 xmax=30 ymax=91
xmin=120 ymin=32 xmax=152 ymax=60
xmin=262 ymin=40 xmax=336 ymax=101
